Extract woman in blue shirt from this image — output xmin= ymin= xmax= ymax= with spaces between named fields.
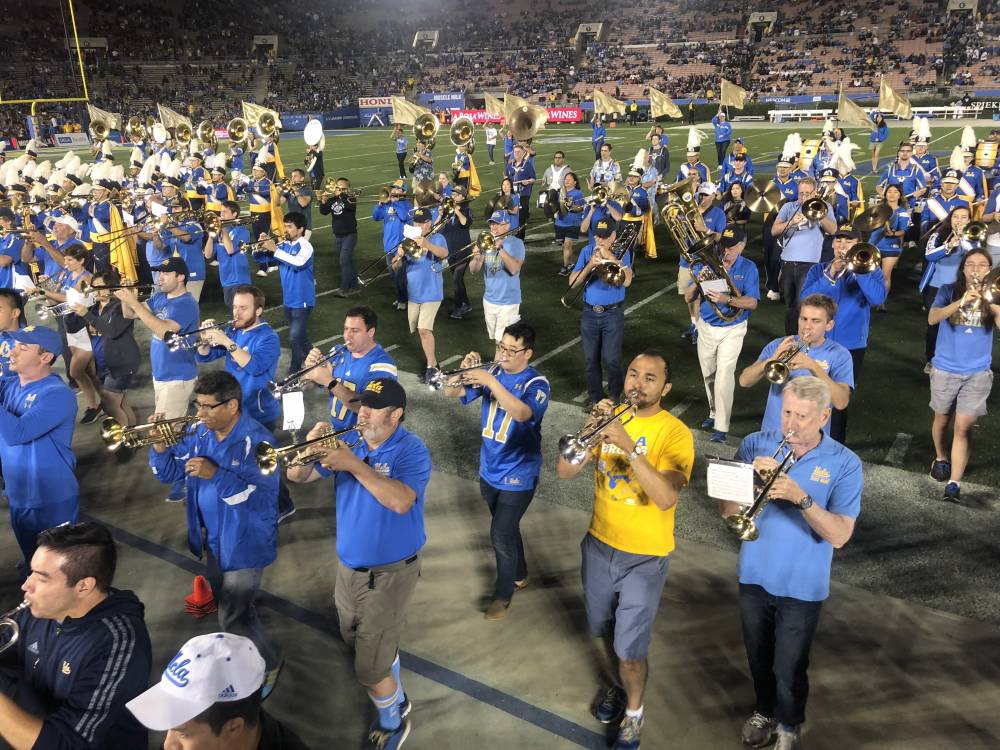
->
xmin=869 ymin=184 xmax=911 ymax=297
xmin=869 ymin=112 xmax=889 ymax=172
xmin=496 ymin=177 xmax=522 ymax=232
xmin=921 ymin=206 xmax=978 ymax=367
xmin=926 ymin=249 xmax=1000 ymax=503
xmin=555 ymin=172 xmax=586 ymax=276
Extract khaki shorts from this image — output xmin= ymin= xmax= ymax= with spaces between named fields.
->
xmin=335 ymin=555 xmax=421 ymax=685
xmin=407 ymin=300 xmax=441 ymax=333
xmin=929 ymin=367 xmax=993 ymax=417
xmin=153 ymin=378 xmax=196 ymax=419
xmin=483 ymin=299 xmax=521 ymax=342
xmin=677 ymin=265 xmax=693 ymax=295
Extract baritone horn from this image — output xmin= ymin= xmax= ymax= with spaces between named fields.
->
xmin=508 ymin=104 xmax=547 ymax=141
xmin=255 ymin=112 xmax=278 ymax=139
xmin=0 ymin=602 xmax=31 ymax=656
xmin=126 ymin=116 xmax=146 ymax=141
xmin=255 ymin=423 xmax=367 ymax=475
xmin=450 ymin=116 xmax=475 ymax=148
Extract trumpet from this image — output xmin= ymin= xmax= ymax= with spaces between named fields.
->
xmin=426 ymin=360 xmax=498 ymax=391
xmin=0 ymin=601 xmax=31 ymax=656
xmin=101 ymin=416 xmax=199 ymax=451
xmin=763 ymin=340 xmax=809 ymax=385
xmin=165 ymin=320 xmax=234 ymax=352
xmin=268 ymin=344 xmax=348 ymax=397
xmin=201 ymin=212 xmax=255 ymax=235
xmin=724 ymin=432 xmax=797 ymax=542
xmin=558 ymin=392 xmax=638 ymax=465
xmin=241 ymin=230 xmax=286 ymax=254
xmin=255 ymin=423 xmax=367 ymax=475
xmin=37 ymin=301 xmax=79 ymax=320
xmin=81 ymin=281 xmax=154 ymax=296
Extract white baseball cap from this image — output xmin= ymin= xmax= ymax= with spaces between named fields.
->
xmin=126 ymin=633 xmax=264 ymax=731
xmin=697 ymin=182 xmax=718 ymax=196
xmin=53 ymin=215 xmax=80 ymax=233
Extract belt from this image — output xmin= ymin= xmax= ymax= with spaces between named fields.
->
xmin=350 ymin=554 xmax=418 ymax=574
xmin=584 ymin=302 xmax=622 ymax=313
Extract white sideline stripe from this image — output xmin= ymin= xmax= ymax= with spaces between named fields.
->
xmin=669 ymin=395 xmax=696 ymax=417
xmin=273 ymin=326 xmax=288 ymax=334
xmin=314 ymin=334 xmax=344 ymax=348
xmin=572 ymin=391 xmax=588 ymax=403
xmin=439 ymin=354 xmax=462 ymax=367
xmin=885 ymin=432 xmax=913 ymax=465
xmin=385 ymin=344 xmax=400 ymax=352
xmin=533 ymin=282 xmax=677 ymax=367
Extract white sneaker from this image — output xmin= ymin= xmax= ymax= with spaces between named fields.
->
xmin=775 ymin=725 xmax=801 ymax=750
xmin=256 ymin=269 xmax=267 ymax=277
xmin=267 ymin=265 xmax=279 ymax=273
xmin=766 ymin=290 xmax=781 ymax=301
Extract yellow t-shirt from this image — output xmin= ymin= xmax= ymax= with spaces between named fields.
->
xmin=588 ymin=410 xmax=695 ymax=556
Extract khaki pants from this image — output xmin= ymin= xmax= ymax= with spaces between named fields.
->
xmin=186 ymin=280 xmax=205 ymax=302
xmin=695 ymin=318 xmax=747 ymax=433
xmin=483 ymin=299 xmax=521 ymax=342
xmin=153 ymin=378 xmax=196 ymax=419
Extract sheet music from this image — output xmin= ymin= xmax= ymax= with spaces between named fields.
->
xmin=706 ymin=458 xmax=755 ymax=506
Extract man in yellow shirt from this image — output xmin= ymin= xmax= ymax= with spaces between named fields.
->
xmin=557 ymin=349 xmax=694 ymax=750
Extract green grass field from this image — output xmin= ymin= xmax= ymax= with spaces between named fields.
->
xmin=29 ymin=121 xmax=1000 ymax=486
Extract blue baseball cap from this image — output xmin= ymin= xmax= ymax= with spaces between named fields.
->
xmin=11 ymin=325 xmax=64 ymax=356
xmin=488 ymin=209 xmax=512 ymax=224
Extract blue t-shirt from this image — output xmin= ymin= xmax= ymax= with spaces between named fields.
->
xmin=329 ymin=343 xmax=398 ymax=431
xmin=373 ymin=199 xmax=414 ymax=253
xmin=757 ymin=336 xmax=855 ymax=433
xmin=148 ymin=291 xmax=200 ymax=382
xmin=694 ymin=255 xmax=759 ymax=326
xmin=0 ymin=372 xmax=78 ymax=508
xmin=214 ymin=226 xmax=252 ymax=288
xmin=404 ymin=234 xmax=447 ymax=303
xmin=274 ymin=237 xmax=316 ymax=308
xmin=584 ymin=201 xmax=622 ymax=241
xmin=483 ymin=236 xmax=526 ymax=306
xmin=573 ymin=242 xmax=633 ymax=307
xmin=555 ymin=188 xmax=586 ymax=229
xmin=318 ymin=425 xmax=431 ymax=569
xmin=395 ymin=136 xmax=409 ymax=154
xmin=931 ymin=284 xmax=997 ymax=374
xmin=591 ymin=122 xmax=606 ymax=144
xmin=195 ymin=323 xmax=281 ymax=425
xmin=146 ymin=239 xmax=170 ymax=281
xmin=735 ymin=430 xmax=862 ymax=601
xmin=870 ymin=207 xmax=911 ymax=253
xmin=460 ymin=366 xmax=550 ymax=488
xmin=169 ymin=222 xmax=206 ymax=282
xmin=0 ymin=235 xmax=23 ymax=288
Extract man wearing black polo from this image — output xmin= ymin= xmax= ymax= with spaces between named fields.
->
xmin=318 ymin=176 xmax=359 ymax=295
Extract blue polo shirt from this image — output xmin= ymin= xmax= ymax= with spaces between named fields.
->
xmin=735 ymin=430 xmax=863 ymax=601
xmin=800 ymin=262 xmax=887 ymax=350
xmin=168 ymin=221 xmax=206 ymax=282
xmin=573 ymin=242 xmax=633 ymax=307
xmin=195 ymin=323 xmax=281 ymax=425
xmin=148 ymin=291 xmax=200 ymax=382
xmin=774 ymin=199 xmax=834 ymax=263
xmin=693 ymin=255 xmax=759 ymax=326
xmin=214 ymin=226 xmax=252 ymax=288
xmin=757 ymin=336 xmax=855 ymax=433
xmin=931 ymin=284 xmax=997 ymax=374
xmin=483 ymin=236 xmax=525 ymax=306
xmin=460 ymin=366 xmax=549 ymax=489
xmin=317 ymin=425 xmax=431 ymax=569
xmin=506 ymin=159 xmax=536 ymax=200
xmin=395 ymin=136 xmax=409 ymax=154
xmin=328 ymin=343 xmax=398 ymax=430
xmin=555 ymin=188 xmax=586 ymax=228
xmin=404 ymin=234 xmax=447 ymax=303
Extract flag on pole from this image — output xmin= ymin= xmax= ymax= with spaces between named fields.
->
xmin=836 ymin=88 xmax=876 ymax=130
xmin=467 ymin=154 xmax=482 ymax=199
xmin=390 ymin=97 xmax=432 ymax=126
xmin=241 ymin=102 xmax=283 ymax=130
xmin=648 ymin=86 xmax=682 ymax=119
xmin=878 ymin=77 xmax=912 ymax=120
xmin=592 ymin=89 xmax=626 ymax=116
xmin=157 ymin=104 xmax=191 ymax=131
xmin=483 ymin=92 xmax=504 ymax=119
xmin=719 ymin=79 xmax=749 ymax=109
xmin=107 ymin=205 xmax=138 ymax=282
xmin=86 ymin=104 xmax=121 ymax=131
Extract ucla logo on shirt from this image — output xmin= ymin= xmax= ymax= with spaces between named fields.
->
xmin=25 ymin=393 xmax=37 ymax=407
xmin=61 ymin=661 xmax=72 ymax=675
xmin=372 ymin=462 xmax=391 ymax=477
xmin=815 ymin=359 xmax=830 ymax=372
xmin=810 ymin=466 xmax=831 ymax=485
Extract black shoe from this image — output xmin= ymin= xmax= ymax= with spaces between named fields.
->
xmin=943 ymin=482 xmax=961 ymax=503
xmin=80 ymin=405 xmax=105 ymax=425
xmin=557 ymin=265 xmax=571 ymax=277
xmin=592 ymin=685 xmax=626 ymax=724
xmin=929 ymin=459 xmax=951 ymax=482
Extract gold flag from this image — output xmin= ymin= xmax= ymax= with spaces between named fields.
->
xmin=648 ymin=86 xmax=682 ymax=119
xmin=390 ymin=97 xmax=432 ymax=126
xmin=483 ymin=92 xmax=505 ymax=118
xmin=836 ymin=88 xmax=876 ymax=130
xmin=86 ymin=104 xmax=121 ymax=131
xmin=241 ymin=101 xmax=282 ymax=129
xmin=719 ymin=79 xmax=749 ymax=110
xmin=157 ymin=104 xmax=191 ymax=131
xmin=592 ymin=89 xmax=626 ymax=116
xmin=878 ymin=77 xmax=912 ymax=120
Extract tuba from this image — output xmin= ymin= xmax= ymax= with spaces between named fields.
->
xmin=656 ymin=177 xmax=716 ymax=260
xmin=88 ymin=119 xmax=110 ymax=142
xmin=413 ymin=113 xmax=440 ymax=142
xmin=449 ymin=116 xmax=475 ymax=148
xmin=255 ymin=112 xmax=278 ymax=139
xmin=227 ymin=117 xmax=249 ymax=144
xmin=126 ymin=116 xmax=146 ymax=141
xmin=196 ymin=120 xmax=217 ymax=149
xmin=175 ymin=122 xmax=193 ymax=146
xmin=508 ymin=105 xmax=547 ymax=141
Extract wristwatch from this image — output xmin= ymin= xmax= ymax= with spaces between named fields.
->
xmin=627 ymin=444 xmax=647 ymax=462
xmin=326 ymin=378 xmax=340 ymax=392
xmin=227 ymin=343 xmax=239 ymax=354
xmin=798 ymin=494 xmax=814 ymax=510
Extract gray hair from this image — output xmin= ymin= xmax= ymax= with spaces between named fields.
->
xmin=798 ymin=176 xmax=817 ymax=191
xmin=784 ymin=376 xmax=831 ymax=412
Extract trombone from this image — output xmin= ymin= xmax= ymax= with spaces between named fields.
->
xmin=827 ymin=242 xmax=882 ymax=281
xmin=560 ymin=221 xmax=641 ymax=309
xmin=763 ymin=340 xmax=809 ymax=385
xmin=101 ymin=416 xmax=199 ymax=451
xmin=318 ymin=177 xmax=361 ymax=202
xmin=775 ymin=196 xmax=828 ymax=249
xmin=724 ymin=432 xmax=796 ymax=542
xmin=165 ymin=320 xmax=234 ymax=352
xmin=558 ymin=393 xmax=638 ymax=465
xmin=255 ymin=423 xmax=367 ymax=475
xmin=426 ymin=361 xmax=498 ymax=391
xmin=268 ymin=344 xmax=348 ymax=397
xmin=0 ymin=601 xmax=31 ymax=656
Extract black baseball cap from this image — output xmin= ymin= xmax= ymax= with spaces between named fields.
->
xmin=833 ymin=223 xmax=860 ymax=240
xmin=411 ymin=208 xmax=433 ymax=224
xmin=593 ymin=218 xmax=616 ymax=239
xmin=720 ymin=225 xmax=747 ymax=247
xmin=350 ymin=378 xmax=406 ymax=410
xmin=158 ymin=256 xmax=189 ymax=277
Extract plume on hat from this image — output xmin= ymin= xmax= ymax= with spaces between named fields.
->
xmin=34 ymin=160 xmax=52 ymax=183
xmin=948 ymin=146 xmax=966 ymax=171
xmin=960 ymin=126 xmax=977 ymax=151
xmin=830 ymin=137 xmax=859 ymax=175
xmin=782 ymin=132 xmax=803 ymax=161
xmin=686 ymin=127 xmax=706 ymax=152
xmin=631 ymin=148 xmax=648 ymax=171
xmin=913 ymin=116 xmax=931 ymax=142
xmin=55 ymin=150 xmax=75 ymax=169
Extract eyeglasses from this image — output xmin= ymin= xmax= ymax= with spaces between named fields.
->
xmin=496 ymin=343 xmax=527 ymax=357
xmin=192 ymin=399 xmax=232 ymax=412
xmin=965 ymin=264 xmax=991 ymax=271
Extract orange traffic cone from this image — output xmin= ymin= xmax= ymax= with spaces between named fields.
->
xmin=184 ymin=575 xmax=217 ymax=618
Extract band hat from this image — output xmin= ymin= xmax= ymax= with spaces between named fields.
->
xmin=53 ymin=214 xmax=81 ymax=233
xmin=126 ymin=633 xmax=265 ymax=732
xmin=960 ymin=126 xmax=977 ymax=154
xmin=593 ymin=218 xmax=616 ymax=238
xmin=833 ymin=223 xmax=860 ymax=240
xmin=390 ymin=179 xmax=406 ymax=192
xmin=941 ymin=167 xmax=962 ymax=183
xmin=819 ymin=167 xmax=840 ymax=180
xmin=627 ymin=166 xmax=644 ymax=178
xmin=0 ymin=207 xmax=14 ymax=221
xmin=34 ymin=160 xmax=52 ymax=184
xmin=720 ymin=225 xmax=747 ymax=247
xmin=488 ymin=209 xmax=512 ymax=224
xmin=158 ymin=256 xmax=189 ymax=277
xmin=411 ymin=207 xmax=433 ymax=223
xmin=11 ymin=325 xmax=65 ymax=357
xmin=71 ymin=182 xmax=92 ymax=197
xmin=350 ymin=378 xmax=407 ymax=410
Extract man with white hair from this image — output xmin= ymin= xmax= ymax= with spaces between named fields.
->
xmin=718 ymin=375 xmax=862 ymax=750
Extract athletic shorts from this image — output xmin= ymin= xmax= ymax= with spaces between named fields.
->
xmin=407 ymin=300 xmax=441 ymax=333
xmin=103 ymin=371 xmax=135 ymax=393
xmin=929 ymin=367 xmax=993 ymax=417
xmin=555 ymin=224 xmax=581 ymax=241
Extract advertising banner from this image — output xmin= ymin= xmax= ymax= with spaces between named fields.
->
xmin=358 ymin=96 xmax=392 ymax=108
xmin=449 ymin=107 xmax=584 ymax=124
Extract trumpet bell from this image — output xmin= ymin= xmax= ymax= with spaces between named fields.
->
xmin=196 ymin=120 xmax=216 ymax=145
xmin=449 ymin=116 xmax=475 ymax=147
xmin=962 ymin=221 xmax=988 ymax=244
xmin=175 ymin=122 xmax=193 ymax=146
xmin=413 ymin=113 xmax=440 ymax=141
xmin=557 ymin=434 xmax=589 ymax=465
xmin=255 ymin=442 xmax=280 ymax=475
xmin=89 ymin=120 xmax=109 ymax=142
xmin=724 ymin=513 xmax=759 ymax=542
xmin=763 ymin=360 xmax=791 ymax=385
xmin=126 ymin=116 xmax=146 ymax=141
xmin=100 ymin=417 xmax=126 ymax=451
xmin=255 ymin=112 xmax=277 ymax=139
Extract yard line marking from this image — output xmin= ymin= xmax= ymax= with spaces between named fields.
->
xmin=669 ymin=395 xmax=696 ymax=417
xmin=385 ymin=344 xmax=400 ymax=352
xmin=273 ymin=325 xmax=288 ymax=334
xmin=314 ymin=334 xmax=344 ymax=348
xmin=885 ymin=432 xmax=913 ymax=465
xmin=439 ymin=354 xmax=462 ymax=367
xmin=572 ymin=391 xmax=589 ymax=403
xmin=533 ymin=283 xmax=676 ymax=367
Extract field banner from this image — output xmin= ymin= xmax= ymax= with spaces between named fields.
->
xmin=417 ymin=92 xmax=465 ymax=109
xmin=450 ymin=107 xmax=583 ymax=124
xmin=359 ymin=97 xmax=392 ymax=108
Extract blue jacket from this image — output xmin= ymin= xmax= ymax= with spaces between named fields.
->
xmin=712 ymin=116 xmax=732 ymax=143
xmin=373 ymin=199 xmax=414 ymax=253
xmin=195 ymin=324 xmax=281 ymax=425
xmin=5 ymin=590 xmax=151 ymax=749
xmin=800 ymin=261 xmax=887 ymax=350
xmin=149 ymin=413 xmax=279 ymax=571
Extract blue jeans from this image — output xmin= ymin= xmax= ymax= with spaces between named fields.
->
xmin=739 ymin=583 xmax=823 ymax=727
xmin=479 ymin=479 xmax=536 ymax=600
xmin=10 ymin=500 xmax=79 ymax=567
xmin=580 ymin=305 xmax=625 ymax=403
xmin=205 ymin=546 xmax=281 ymax=671
xmin=385 ymin=254 xmax=407 ymax=305
xmin=487 ymin=144 xmax=495 ymax=162
xmin=283 ymin=305 xmax=313 ymax=374
xmin=334 ymin=233 xmax=358 ymax=290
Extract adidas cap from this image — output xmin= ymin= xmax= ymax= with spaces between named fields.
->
xmin=126 ymin=633 xmax=265 ymax=731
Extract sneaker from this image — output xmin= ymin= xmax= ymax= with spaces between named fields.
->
xmin=267 ymin=265 xmax=279 ymax=273
xmin=557 ymin=265 xmax=571 ymax=277
xmin=458 ymin=303 xmax=473 ymax=315
xmin=680 ymin=324 xmax=695 ymax=341
xmin=740 ymin=711 xmax=776 ymax=747
xmin=398 ymin=693 xmax=412 ymax=720
xmin=701 ymin=417 xmax=715 ymax=430
xmin=929 ymin=459 xmax=951 ymax=482
xmin=766 ymin=290 xmax=781 ymax=301
xmin=485 ymin=598 xmax=510 ymax=620
xmin=80 ymin=405 xmax=105 ymax=425
xmin=689 ymin=327 xmax=699 ymax=345
xmin=613 ymin=714 xmax=643 ymax=750
xmin=775 ymin=725 xmax=801 ymax=750
xmin=394 ymin=301 xmax=407 ymax=311
xmin=261 ymin=661 xmax=283 ymax=700
xmin=592 ymin=685 xmax=626 ymax=724
xmin=256 ymin=269 xmax=267 ymax=277
xmin=513 ymin=577 xmax=529 ymax=590
xmin=278 ymin=505 xmax=297 ymax=523
xmin=449 ymin=308 xmax=465 ymax=320
xmin=165 ymin=487 xmax=185 ymax=503
xmin=366 ymin=717 xmax=410 ymax=749
xmin=710 ymin=430 xmax=728 ymax=444
xmin=943 ymin=482 xmax=961 ymax=503
xmin=209 ymin=259 xmax=220 ymax=267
